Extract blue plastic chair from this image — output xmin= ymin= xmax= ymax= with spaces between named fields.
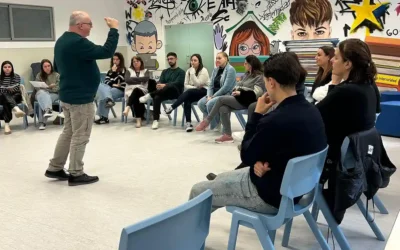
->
xmin=118 ymin=189 xmax=213 ymax=250
xmin=33 ymin=100 xmax=63 ymax=126
xmin=285 ymin=137 xmax=386 ymax=250
xmin=233 ymin=109 xmax=247 ymax=130
xmin=180 ymin=101 xmax=201 ymax=127
xmin=145 ymin=99 xmax=178 ymax=125
xmin=226 ymin=146 xmax=330 ymax=250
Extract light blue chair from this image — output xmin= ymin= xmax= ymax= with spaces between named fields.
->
xmin=0 ymin=76 xmax=29 ymax=130
xmin=33 ymin=100 xmax=63 ymax=126
xmin=118 ymin=189 xmax=213 ymax=250
xmin=285 ymin=137 xmax=386 ymax=250
xmin=145 ymin=99 xmax=178 ymax=125
xmin=226 ymin=146 xmax=330 ymax=250
xmin=180 ymin=101 xmax=201 ymax=127
xmin=233 ymin=109 xmax=247 ymax=130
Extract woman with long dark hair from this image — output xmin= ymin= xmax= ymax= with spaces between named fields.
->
xmin=316 ymin=39 xmax=381 ymax=220
xmin=164 ymin=54 xmax=210 ymax=132
xmin=123 ymin=56 xmax=150 ymax=128
xmin=95 ymin=52 xmax=127 ymax=124
xmin=33 ymin=59 xmax=61 ymax=130
xmin=311 ymin=46 xmax=335 ymax=100
xmin=0 ymin=61 xmax=25 ymax=134
xmin=195 ymin=55 xmax=264 ymax=143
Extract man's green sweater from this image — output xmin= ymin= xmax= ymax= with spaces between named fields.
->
xmin=54 ymin=28 xmax=119 ymax=104
xmin=159 ymin=67 xmax=185 ymax=94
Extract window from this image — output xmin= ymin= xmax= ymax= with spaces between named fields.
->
xmin=0 ymin=3 xmax=55 ymax=41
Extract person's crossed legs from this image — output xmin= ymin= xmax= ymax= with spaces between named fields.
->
xmin=190 ymin=168 xmax=278 ymax=213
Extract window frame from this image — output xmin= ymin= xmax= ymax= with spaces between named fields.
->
xmin=0 ymin=3 xmax=55 ymax=42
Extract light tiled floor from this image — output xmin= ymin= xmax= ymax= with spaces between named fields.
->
xmin=0 ymin=105 xmax=399 ymax=250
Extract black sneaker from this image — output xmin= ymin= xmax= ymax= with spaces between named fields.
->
xmin=164 ymin=106 xmax=173 ymax=115
xmin=94 ymin=117 xmax=109 ymax=124
xmin=186 ymin=122 xmax=193 ymax=132
xmin=45 ymin=169 xmax=70 ymax=180
xmin=206 ymin=173 xmax=217 ymax=181
xmin=68 ymin=173 xmax=99 ymax=186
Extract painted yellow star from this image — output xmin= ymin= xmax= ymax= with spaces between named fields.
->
xmin=348 ymin=0 xmax=389 ymax=34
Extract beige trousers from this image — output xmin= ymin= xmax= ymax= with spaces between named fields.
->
xmin=47 ymin=102 xmax=95 ymax=176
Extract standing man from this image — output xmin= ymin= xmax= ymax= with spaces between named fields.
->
xmin=44 ymin=11 xmax=119 ymax=186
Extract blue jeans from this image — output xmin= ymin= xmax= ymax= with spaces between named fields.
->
xmin=96 ymin=83 xmax=124 ymax=118
xmin=36 ymin=90 xmax=59 ymax=111
xmin=198 ymin=96 xmax=221 ymax=129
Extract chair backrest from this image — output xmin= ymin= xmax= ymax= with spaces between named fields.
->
xmin=118 ymin=189 xmax=213 ymax=250
xmin=100 ymin=72 xmax=107 ymax=83
xmin=30 ymin=62 xmax=41 ymax=80
xmin=278 ymin=146 xmax=328 ymax=217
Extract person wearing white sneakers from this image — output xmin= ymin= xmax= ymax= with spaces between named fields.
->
xmin=32 ymin=59 xmax=61 ymax=130
xmin=164 ymin=54 xmax=210 ymax=132
xmin=0 ymin=61 xmax=26 ymax=135
xmin=123 ymin=56 xmax=150 ymax=128
xmin=139 ymin=52 xmax=185 ymax=130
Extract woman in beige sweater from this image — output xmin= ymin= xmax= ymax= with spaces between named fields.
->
xmin=34 ymin=59 xmax=61 ymax=130
xmin=164 ymin=54 xmax=210 ymax=132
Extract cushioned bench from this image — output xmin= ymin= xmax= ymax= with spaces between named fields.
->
xmin=381 ymin=91 xmax=400 ymax=102
xmin=376 ymin=101 xmax=400 ymax=137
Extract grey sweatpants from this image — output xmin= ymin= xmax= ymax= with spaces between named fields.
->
xmin=189 ymin=168 xmax=278 ymax=213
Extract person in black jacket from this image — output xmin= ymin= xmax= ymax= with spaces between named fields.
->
xmin=316 ymin=38 xmax=381 ymax=222
xmin=310 ymin=46 xmax=335 ymax=100
xmin=189 ymin=52 xmax=327 ymax=212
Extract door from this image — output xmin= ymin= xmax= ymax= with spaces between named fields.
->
xmin=165 ymin=22 xmax=215 ymax=75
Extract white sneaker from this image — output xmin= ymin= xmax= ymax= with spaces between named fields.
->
xmin=44 ymin=109 xmax=53 ymax=118
xmin=232 ymin=131 xmax=245 ymax=142
xmin=39 ymin=123 xmax=46 ymax=130
xmin=57 ymin=112 xmax=65 ymax=119
xmin=185 ymin=122 xmax=193 ymax=132
xmin=152 ymin=120 xmax=159 ymax=130
xmin=139 ymin=94 xmax=151 ymax=103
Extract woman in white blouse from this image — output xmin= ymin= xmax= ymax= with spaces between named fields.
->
xmin=312 ymin=73 xmax=342 ymax=104
xmin=164 ymin=54 xmax=210 ymax=132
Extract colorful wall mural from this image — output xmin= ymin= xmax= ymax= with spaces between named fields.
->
xmin=124 ymin=0 xmax=400 ymax=89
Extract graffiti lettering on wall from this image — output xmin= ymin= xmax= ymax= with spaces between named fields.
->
xmin=211 ymin=0 xmax=236 ymax=24
xmin=183 ymin=0 xmax=206 ymax=19
xmin=147 ymin=0 xmax=176 ymax=17
xmin=396 ymin=3 xmax=400 ymax=16
xmin=268 ymin=12 xmax=287 ymax=34
xmin=335 ymin=0 xmax=391 ymax=36
xmin=258 ymin=0 xmax=290 ymax=21
xmin=387 ymin=29 xmax=400 ymax=37
xmin=131 ymin=20 xmax=163 ymax=70
xmin=289 ymin=0 xmax=332 ymax=40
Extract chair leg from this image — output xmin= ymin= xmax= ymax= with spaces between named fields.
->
xmin=373 ymin=195 xmax=389 ymax=214
xmin=121 ymin=99 xmax=125 ymax=122
xmin=317 ymin=193 xmax=351 ymax=250
xmin=303 ymin=210 xmax=331 ymax=250
xmin=227 ymin=217 xmax=240 ymax=250
xmin=173 ymin=108 xmax=178 ymax=126
xmin=281 ymin=218 xmax=293 ymax=247
xmin=162 ymin=103 xmax=172 ymax=121
xmin=192 ymin=105 xmax=200 ymax=122
xmin=235 ymin=113 xmax=246 ymax=130
xmin=356 ymin=199 xmax=385 ymax=241
xmin=268 ymin=230 xmax=276 ymax=245
xmin=111 ymin=107 xmax=117 ymax=118
xmin=253 ymin=222 xmax=275 ymax=250
xmin=59 ymin=104 xmax=63 ymax=126
xmin=181 ymin=104 xmax=185 ymax=127
xmin=312 ymin=203 xmax=320 ymax=221
xmin=146 ymin=100 xmax=151 ymax=124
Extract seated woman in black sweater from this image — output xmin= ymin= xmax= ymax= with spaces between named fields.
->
xmin=316 ymin=38 xmax=380 ymax=220
xmin=310 ymin=46 xmax=335 ymax=102
xmin=0 ymin=61 xmax=25 ymax=135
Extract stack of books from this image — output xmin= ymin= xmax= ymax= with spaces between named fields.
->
xmin=365 ymin=36 xmax=400 ymax=91
xmin=282 ymin=39 xmax=340 ymax=87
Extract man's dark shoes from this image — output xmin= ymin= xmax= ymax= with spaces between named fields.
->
xmin=68 ymin=174 xmax=99 ymax=186
xmin=206 ymin=173 xmax=217 ymax=181
xmin=45 ymin=170 xmax=70 ymax=180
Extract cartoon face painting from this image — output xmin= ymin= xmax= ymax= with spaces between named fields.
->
xmin=289 ymin=0 xmax=333 ymax=40
xmin=131 ymin=20 xmax=162 ymax=54
xmin=229 ymin=21 xmax=270 ymax=56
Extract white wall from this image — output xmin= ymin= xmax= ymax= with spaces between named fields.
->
xmin=0 ymin=0 xmax=127 ymax=48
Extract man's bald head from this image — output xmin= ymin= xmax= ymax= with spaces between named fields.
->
xmin=69 ymin=11 xmax=90 ymax=26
